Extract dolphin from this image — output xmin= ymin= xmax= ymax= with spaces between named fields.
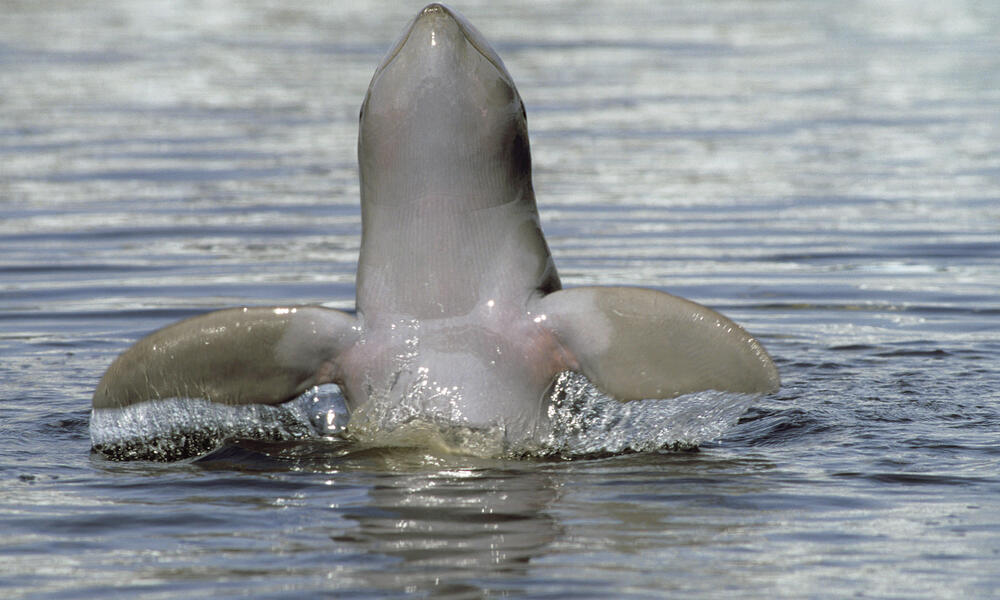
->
xmin=93 ymin=4 xmax=779 ymax=447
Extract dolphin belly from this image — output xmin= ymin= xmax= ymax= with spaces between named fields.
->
xmin=335 ymin=310 xmax=567 ymax=442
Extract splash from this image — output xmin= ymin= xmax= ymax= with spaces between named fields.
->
xmin=531 ymin=371 xmax=758 ymax=457
xmin=90 ymin=386 xmax=348 ymax=461
xmin=90 ymin=374 xmax=758 ymax=461
xmin=343 ymin=390 xmax=511 ymax=458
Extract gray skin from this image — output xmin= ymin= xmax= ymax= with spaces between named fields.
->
xmin=93 ymin=4 xmax=779 ymax=440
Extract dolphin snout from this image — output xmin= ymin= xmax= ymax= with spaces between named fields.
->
xmin=421 ymin=3 xmax=450 ymax=17
xmin=385 ymin=3 xmax=509 ymax=82
xmin=407 ymin=3 xmax=468 ymax=51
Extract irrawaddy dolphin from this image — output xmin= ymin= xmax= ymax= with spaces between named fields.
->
xmin=93 ymin=4 xmax=779 ymax=449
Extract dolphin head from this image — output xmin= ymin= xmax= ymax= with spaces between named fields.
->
xmin=358 ymin=3 xmax=532 ymax=212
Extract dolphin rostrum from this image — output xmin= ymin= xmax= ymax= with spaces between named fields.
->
xmin=93 ymin=4 xmax=779 ymax=448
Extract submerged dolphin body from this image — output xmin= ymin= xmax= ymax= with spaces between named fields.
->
xmin=93 ymin=4 xmax=779 ymax=448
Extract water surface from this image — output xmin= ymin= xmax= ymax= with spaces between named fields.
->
xmin=2 ymin=1 xmax=999 ymax=598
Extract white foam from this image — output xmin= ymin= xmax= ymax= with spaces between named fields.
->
xmin=533 ymin=371 xmax=758 ymax=456
xmin=90 ymin=385 xmax=348 ymax=461
xmin=90 ymin=374 xmax=758 ymax=461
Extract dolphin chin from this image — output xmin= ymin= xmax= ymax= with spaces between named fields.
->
xmin=92 ymin=3 xmax=779 ymax=458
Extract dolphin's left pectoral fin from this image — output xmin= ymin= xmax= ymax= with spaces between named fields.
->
xmin=534 ymin=287 xmax=779 ymax=400
xmin=93 ymin=306 xmax=359 ymax=410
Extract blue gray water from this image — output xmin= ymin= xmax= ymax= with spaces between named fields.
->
xmin=2 ymin=1 xmax=999 ymax=597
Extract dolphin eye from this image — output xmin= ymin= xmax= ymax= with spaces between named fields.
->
xmin=487 ymin=78 xmax=516 ymax=109
xmin=359 ymin=95 xmax=369 ymax=122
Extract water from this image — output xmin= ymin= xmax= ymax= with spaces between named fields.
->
xmin=2 ymin=0 xmax=999 ymax=597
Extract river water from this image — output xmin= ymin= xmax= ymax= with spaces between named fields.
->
xmin=2 ymin=1 xmax=998 ymax=598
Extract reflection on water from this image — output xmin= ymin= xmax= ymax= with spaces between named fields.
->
xmin=185 ymin=443 xmax=784 ymax=597
xmin=340 ymin=466 xmax=559 ymax=594
xmin=189 ymin=442 xmax=562 ymax=596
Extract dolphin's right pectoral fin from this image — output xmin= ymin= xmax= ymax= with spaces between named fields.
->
xmin=534 ymin=287 xmax=779 ymax=401
xmin=93 ymin=306 xmax=359 ymax=410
